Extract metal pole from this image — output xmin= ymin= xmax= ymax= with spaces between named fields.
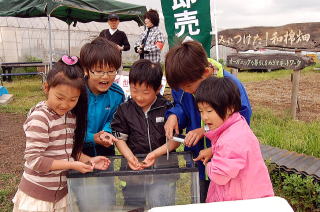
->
xmin=213 ymin=0 xmax=219 ymax=60
xmin=48 ymin=15 xmax=53 ymax=70
xmin=68 ymin=24 xmax=71 ymax=56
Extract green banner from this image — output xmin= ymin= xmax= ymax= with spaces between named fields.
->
xmin=161 ymin=0 xmax=212 ymax=55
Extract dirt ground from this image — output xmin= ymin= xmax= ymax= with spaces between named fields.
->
xmin=0 ymin=113 xmax=26 ymax=175
xmin=245 ymin=72 xmax=320 ymax=122
xmin=1 ymin=72 xmax=320 ymax=176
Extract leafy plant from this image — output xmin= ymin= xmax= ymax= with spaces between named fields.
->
xmin=266 ymin=162 xmax=320 ymax=211
xmin=25 ymin=55 xmax=42 ymax=62
xmin=218 ymin=58 xmax=225 ymax=66
xmin=282 ymin=174 xmax=320 ymax=211
xmin=24 ymin=55 xmax=42 ymax=73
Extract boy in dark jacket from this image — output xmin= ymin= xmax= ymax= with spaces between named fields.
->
xmin=111 ymin=59 xmax=180 ymax=208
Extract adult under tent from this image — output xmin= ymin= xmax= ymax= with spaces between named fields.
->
xmin=0 ymin=0 xmax=147 ymax=67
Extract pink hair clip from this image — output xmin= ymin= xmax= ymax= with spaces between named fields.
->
xmin=62 ymin=55 xmax=78 ymax=65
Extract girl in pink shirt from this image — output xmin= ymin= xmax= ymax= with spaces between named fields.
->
xmin=194 ymin=77 xmax=274 ymax=202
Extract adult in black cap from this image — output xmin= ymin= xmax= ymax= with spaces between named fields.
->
xmin=99 ymin=13 xmax=130 ymax=52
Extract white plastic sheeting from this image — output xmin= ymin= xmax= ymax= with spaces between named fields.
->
xmin=0 ymin=17 xmax=168 ymax=63
xmin=0 ymin=16 xmax=234 ymax=63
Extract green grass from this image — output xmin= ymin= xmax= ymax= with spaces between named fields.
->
xmin=251 ymin=107 xmax=320 ymax=158
xmin=236 ymin=63 xmax=320 ymax=83
xmin=0 ymin=77 xmax=45 ymax=114
xmin=0 ymin=174 xmax=19 ymax=212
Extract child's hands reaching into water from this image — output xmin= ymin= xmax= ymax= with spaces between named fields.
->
xmin=128 ymin=156 xmax=143 ymax=170
xmin=141 ymin=152 xmax=156 ymax=168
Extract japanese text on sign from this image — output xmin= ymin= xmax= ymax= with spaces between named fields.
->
xmin=228 ymin=58 xmax=302 ymax=68
xmin=172 ymin=0 xmax=200 ymax=37
xmin=219 ymin=30 xmax=311 ymax=47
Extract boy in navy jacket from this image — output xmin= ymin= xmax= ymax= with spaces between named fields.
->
xmin=164 ymin=41 xmax=252 ymax=203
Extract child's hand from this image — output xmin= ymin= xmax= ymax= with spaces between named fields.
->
xmin=193 ymin=147 xmax=213 ymax=165
xmin=100 ymin=131 xmax=119 ymax=147
xmin=184 ymin=128 xmax=205 ymax=147
xmin=95 ymin=131 xmax=118 ymax=148
xmin=71 ymin=161 xmax=94 ymax=173
xmin=141 ymin=152 xmax=156 ymax=168
xmin=90 ymin=156 xmax=111 ymax=170
xmin=94 ymin=131 xmax=105 ymax=145
xmin=164 ymin=115 xmax=179 ymax=140
xmin=128 ymin=156 xmax=143 ymax=171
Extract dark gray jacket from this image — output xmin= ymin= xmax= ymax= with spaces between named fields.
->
xmin=111 ymin=95 xmax=172 ymax=155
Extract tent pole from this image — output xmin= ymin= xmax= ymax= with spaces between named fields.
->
xmin=68 ymin=24 xmax=71 ymax=56
xmin=48 ymin=15 xmax=53 ymax=70
xmin=212 ymin=0 xmax=219 ymax=60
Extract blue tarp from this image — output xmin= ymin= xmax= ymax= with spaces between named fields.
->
xmin=0 ymin=86 xmax=8 ymax=96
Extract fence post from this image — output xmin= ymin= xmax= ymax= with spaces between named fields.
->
xmin=230 ymin=68 xmax=238 ymax=78
xmin=290 ymin=69 xmax=300 ymax=119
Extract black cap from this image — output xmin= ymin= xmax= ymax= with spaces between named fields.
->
xmin=108 ymin=13 xmax=119 ymax=20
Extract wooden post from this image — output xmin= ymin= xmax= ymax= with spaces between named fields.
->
xmin=291 ymin=69 xmax=300 ymax=119
xmin=230 ymin=68 xmax=238 ymax=78
xmin=290 ymin=50 xmax=303 ymax=119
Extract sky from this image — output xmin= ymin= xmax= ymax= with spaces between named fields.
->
xmin=120 ymin=0 xmax=320 ymax=29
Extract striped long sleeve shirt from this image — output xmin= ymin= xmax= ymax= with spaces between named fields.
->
xmin=18 ymin=101 xmax=76 ymax=202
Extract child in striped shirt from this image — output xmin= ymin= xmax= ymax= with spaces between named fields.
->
xmin=12 ymin=56 xmax=110 ymax=212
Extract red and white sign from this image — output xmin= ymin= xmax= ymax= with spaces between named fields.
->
xmin=115 ymin=75 xmax=167 ymax=100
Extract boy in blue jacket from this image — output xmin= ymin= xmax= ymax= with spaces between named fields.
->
xmin=76 ymin=37 xmax=124 ymax=211
xmin=164 ymin=41 xmax=252 ymax=203
xmin=80 ymin=37 xmax=124 ymax=157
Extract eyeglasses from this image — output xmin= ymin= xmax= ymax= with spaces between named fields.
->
xmin=89 ymin=70 xmax=118 ymax=77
